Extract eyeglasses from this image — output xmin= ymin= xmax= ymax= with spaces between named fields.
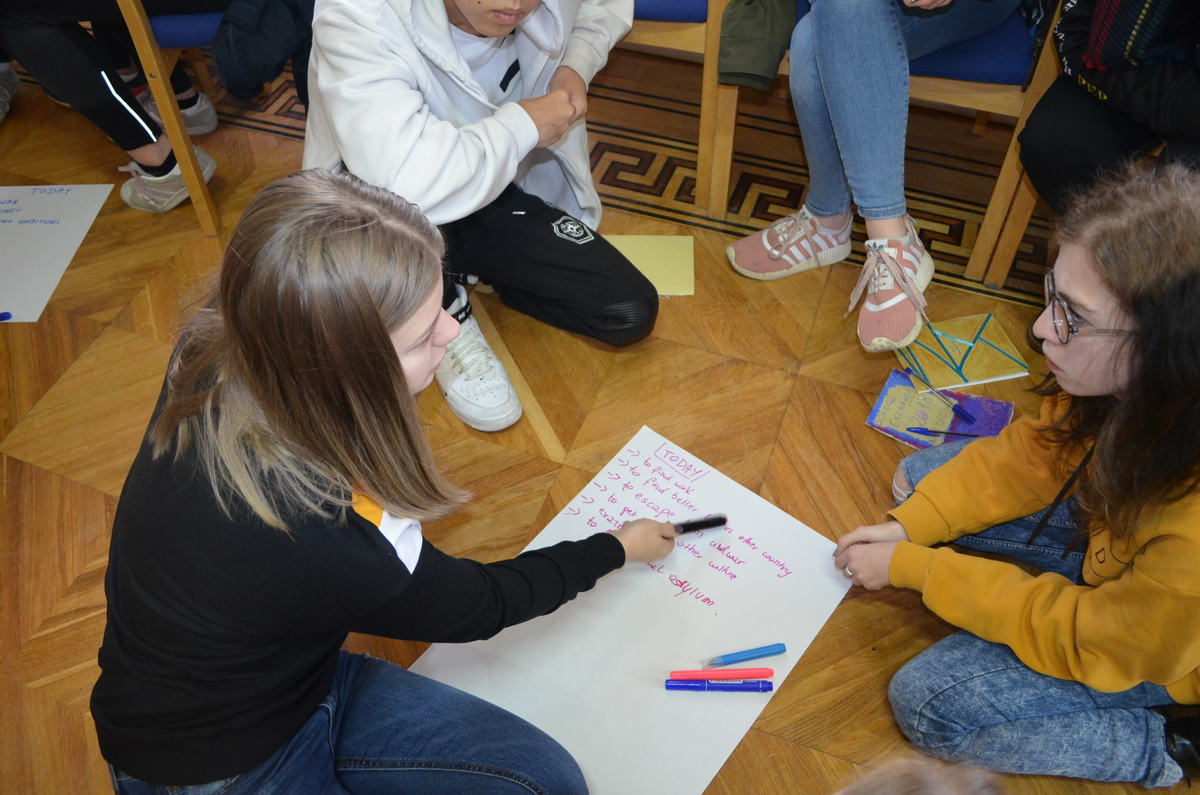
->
xmin=1043 ymin=270 xmax=1131 ymax=345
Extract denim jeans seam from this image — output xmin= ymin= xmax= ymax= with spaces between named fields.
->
xmin=336 ymin=758 xmax=545 ymax=794
xmin=912 ymin=661 xmax=1035 ymax=739
xmin=858 ymin=201 xmax=910 ymax=221
xmin=804 ymin=199 xmax=853 ymax=219
xmin=912 ymin=662 xmax=1158 ymax=747
xmin=848 ymin=1 xmax=908 ymax=218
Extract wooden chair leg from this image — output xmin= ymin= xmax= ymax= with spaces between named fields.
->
xmin=115 ymin=0 xmax=220 ymax=237
xmin=983 ymin=171 xmax=1038 ymax=287
xmin=963 ymin=5 xmax=1061 ymax=285
xmin=696 ymin=80 xmax=737 ymax=220
xmin=693 ymin=0 xmax=737 ymax=221
xmin=964 ymin=134 xmax=1022 ymax=282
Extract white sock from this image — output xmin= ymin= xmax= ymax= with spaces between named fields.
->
xmin=813 ymin=212 xmax=852 ymax=240
xmin=867 ymin=222 xmax=916 ymax=247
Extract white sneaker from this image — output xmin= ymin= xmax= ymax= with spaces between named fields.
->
xmin=137 ymin=90 xmax=218 ymax=136
xmin=436 ymin=285 xmax=523 ymax=432
xmin=118 ymin=146 xmax=217 ymax=213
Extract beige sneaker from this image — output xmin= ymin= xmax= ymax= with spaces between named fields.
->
xmin=846 ymin=217 xmax=934 ymax=352
xmin=118 ymin=147 xmax=216 ymax=214
xmin=137 ymin=90 xmax=218 ymax=136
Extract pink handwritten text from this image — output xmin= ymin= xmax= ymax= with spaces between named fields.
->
xmin=761 ymin=551 xmax=794 ymax=578
xmin=653 ymin=443 xmax=709 ymax=482
xmin=668 ymin=575 xmax=716 ymax=606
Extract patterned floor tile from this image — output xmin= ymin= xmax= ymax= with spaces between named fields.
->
xmin=1 ymin=327 xmax=172 ymax=496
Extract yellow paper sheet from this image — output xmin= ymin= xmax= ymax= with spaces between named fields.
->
xmin=606 ymin=235 xmax=695 ymax=295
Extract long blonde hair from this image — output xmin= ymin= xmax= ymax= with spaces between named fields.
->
xmin=151 ymin=168 xmax=465 ymax=529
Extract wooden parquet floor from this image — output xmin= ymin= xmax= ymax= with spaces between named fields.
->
xmin=1 ymin=50 xmax=1191 ymax=794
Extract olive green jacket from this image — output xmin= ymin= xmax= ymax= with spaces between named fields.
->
xmin=717 ymin=0 xmax=795 ymax=89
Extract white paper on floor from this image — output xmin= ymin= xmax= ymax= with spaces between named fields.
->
xmin=0 ymin=184 xmax=112 ymax=322
xmin=411 ymin=425 xmax=851 ymax=794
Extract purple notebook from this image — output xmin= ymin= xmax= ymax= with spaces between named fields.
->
xmin=866 ymin=369 xmax=1014 ymax=450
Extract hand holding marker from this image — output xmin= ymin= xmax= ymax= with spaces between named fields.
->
xmin=664 ymin=643 xmax=786 ymax=692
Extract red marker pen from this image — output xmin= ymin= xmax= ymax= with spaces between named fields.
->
xmin=668 ymin=668 xmax=774 ymax=680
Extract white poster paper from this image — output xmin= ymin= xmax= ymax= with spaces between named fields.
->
xmin=0 ymin=185 xmax=112 ymax=322
xmin=412 ymin=426 xmax=851 ymax=794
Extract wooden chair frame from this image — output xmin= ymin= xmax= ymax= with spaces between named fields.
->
xmin=927 ymin=31 xmax=1060 ymax=286
xmin=114 ymin=0 xmax=221 ymax=237
xmin=619 ymin=0 xmax=739 ymax=217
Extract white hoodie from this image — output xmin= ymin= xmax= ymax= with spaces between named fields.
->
xmin=303 ymin=0 xmax=631 ymax=226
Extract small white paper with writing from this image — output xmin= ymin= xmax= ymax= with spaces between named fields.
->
xmin=411 ymin=426 xmax=851 ymax=794
xmin=0 ymin=185 xmax=112 ymax=322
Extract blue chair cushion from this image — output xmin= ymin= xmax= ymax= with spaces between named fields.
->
xmin=634 ymin=0 xmax=707 ymax=24
xmin=149 ymin=12 xmax=223 ymax=50
xmin=909 ymin=11 xmax=1033 ymax=85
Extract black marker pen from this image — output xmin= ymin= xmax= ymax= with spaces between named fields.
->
xmin=675 ymin=514 xmax=727 ymax=534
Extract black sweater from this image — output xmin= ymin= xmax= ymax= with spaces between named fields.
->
xmin=90 ymin=419 xmax=624 ymax=785
xmin=1056 ymin=0 xmax=1200 ymax=137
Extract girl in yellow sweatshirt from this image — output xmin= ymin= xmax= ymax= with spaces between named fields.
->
xmin=834 ymin=161 xmax=1200 ymax=789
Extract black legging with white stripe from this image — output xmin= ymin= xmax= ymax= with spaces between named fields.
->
xmin=0 ymin=2 xmax=227 ymax=151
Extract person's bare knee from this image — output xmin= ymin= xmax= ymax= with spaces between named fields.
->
xmin=892 ymin=466 xmax=912 ymax=502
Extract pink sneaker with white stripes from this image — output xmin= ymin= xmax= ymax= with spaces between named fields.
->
xmin=847 ymin=217 xmax=934 ymax=352
xmin=726 ymin=206 xmax=851 ymax=280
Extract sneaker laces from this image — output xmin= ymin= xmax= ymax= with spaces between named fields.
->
xmin=118 ymin=162 xmax=150 ymax=202
xmin=765 ymin=212 xmax=815 ymax=259
xmin=444 ymin=323 xmax=497 ymax=382
xmin=846 ymin=244 xmax=929 ymax=319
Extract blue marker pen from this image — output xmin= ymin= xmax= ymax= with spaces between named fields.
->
xmin=0 ymin=312 xmax=11 ymax=322
xmin=905 ymin=427 xmax=981 ymax=438
xmin=665 ymin=679 xmax=773 ymax=692
xmin=701 ymin=642 xmax=786 ymax=667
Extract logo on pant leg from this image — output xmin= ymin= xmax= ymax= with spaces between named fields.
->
xmin=551 ymin=216 xmax=594 ymax=245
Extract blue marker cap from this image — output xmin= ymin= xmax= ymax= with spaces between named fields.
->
xmin=0 ymin=312 xmax=11 ymax=322
xmin=665 ymin=679 xmax=773 ymax=692
xmin=701 ymin=642 xmax=787 ymax=667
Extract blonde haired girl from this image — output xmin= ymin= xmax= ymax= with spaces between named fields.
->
xmin=91 ymin=169 xmax=676 ymax=792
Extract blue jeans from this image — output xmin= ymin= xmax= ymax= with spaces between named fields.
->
xmin=790 ymin=0 xmax=1022 ymax=220
xmin=108 ymin=652 xmax=587 ymax=794
xmin=889 ymin=441 xmax=1182 ymax=788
